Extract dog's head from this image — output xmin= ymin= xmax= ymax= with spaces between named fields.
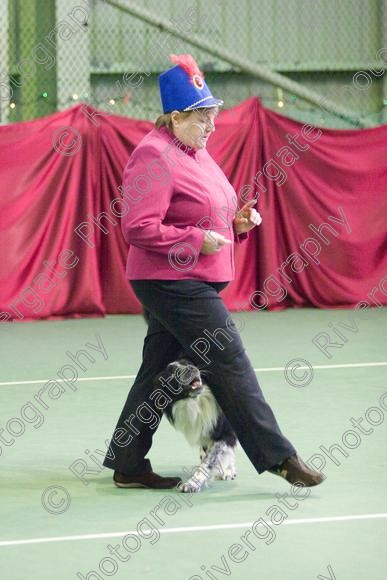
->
xmin=155 ymin=357 xmax=204 ymax=400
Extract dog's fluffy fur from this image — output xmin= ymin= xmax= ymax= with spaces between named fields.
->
xmin=155 ymin=357 xmax=237 ymax=492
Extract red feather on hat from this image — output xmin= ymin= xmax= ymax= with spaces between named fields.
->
xmin=170 ymin=54 xmax=204 ymax=79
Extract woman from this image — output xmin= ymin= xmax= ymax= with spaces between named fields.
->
xmin=103 ymin=54 xmax=324 ymax=490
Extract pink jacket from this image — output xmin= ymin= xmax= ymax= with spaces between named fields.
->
xmin=121 ymin=126 xmax=248 ymax=281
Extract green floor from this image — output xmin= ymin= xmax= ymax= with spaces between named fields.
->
xmin=0 ymin=308 xmax=386 ymax=580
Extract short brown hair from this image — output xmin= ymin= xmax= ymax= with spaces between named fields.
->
xmin=155 ymin=110 xmax=194 ymax=130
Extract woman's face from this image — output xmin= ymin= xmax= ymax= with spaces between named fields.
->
xmin=171 ymin=107 xmax=219 ymax=150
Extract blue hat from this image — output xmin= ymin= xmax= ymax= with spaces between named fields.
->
xmin=159 ymin=54 xmax=224 ymax=113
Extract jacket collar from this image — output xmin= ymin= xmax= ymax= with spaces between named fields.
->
xmin=158 ymin=126 xmax=197 ymax=158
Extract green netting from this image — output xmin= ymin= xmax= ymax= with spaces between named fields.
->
xmin=2 ymin=0 xmax=386 ymax=127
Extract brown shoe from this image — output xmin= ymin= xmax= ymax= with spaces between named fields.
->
xmin=268 ymin=454 xmax=325 ymax=487
xmin=113 ymin=470 xmax=182 ymax=489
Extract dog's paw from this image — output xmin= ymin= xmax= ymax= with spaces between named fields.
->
xmin=214 ymin=466 xmax=237 ymax=481
xmin=178 ymin=479 xmax=202 ymax=493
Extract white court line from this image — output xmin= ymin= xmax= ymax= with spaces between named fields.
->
xmin=0 ymin=361 xmax=386 ymax=387
xmin=1 ymin=513 xmax=386 ymax=547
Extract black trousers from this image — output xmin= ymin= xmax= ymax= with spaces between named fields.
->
xmin=103 ymin=279 xmax=296 ymax=475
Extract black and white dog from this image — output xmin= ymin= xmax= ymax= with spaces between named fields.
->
xmin=155 ymin=357 xmax=238 ymax=493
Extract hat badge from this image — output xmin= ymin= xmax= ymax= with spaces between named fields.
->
xmin=192 ymin=74 xmax=204 ymax=89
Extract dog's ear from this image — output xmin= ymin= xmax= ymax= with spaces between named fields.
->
xmin=178 ymin=355 xmax=196 ymax=367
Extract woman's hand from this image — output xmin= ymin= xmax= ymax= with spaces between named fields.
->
xmin=233 ymin=200 xmax=262 ymax=235
xmin=200 ymin=230 xmax=233 ymax=255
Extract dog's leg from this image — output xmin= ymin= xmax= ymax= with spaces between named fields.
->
xmin=179 ymin=442 xmax=232 ymax=493
xmin=179 ymin=464 xmax=211 ymax=493
xmin=214 ymin=446 xmax=237 ymax=480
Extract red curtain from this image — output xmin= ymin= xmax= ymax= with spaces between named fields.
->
xmin=0 ymin=98 xmax=386 ymax=323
